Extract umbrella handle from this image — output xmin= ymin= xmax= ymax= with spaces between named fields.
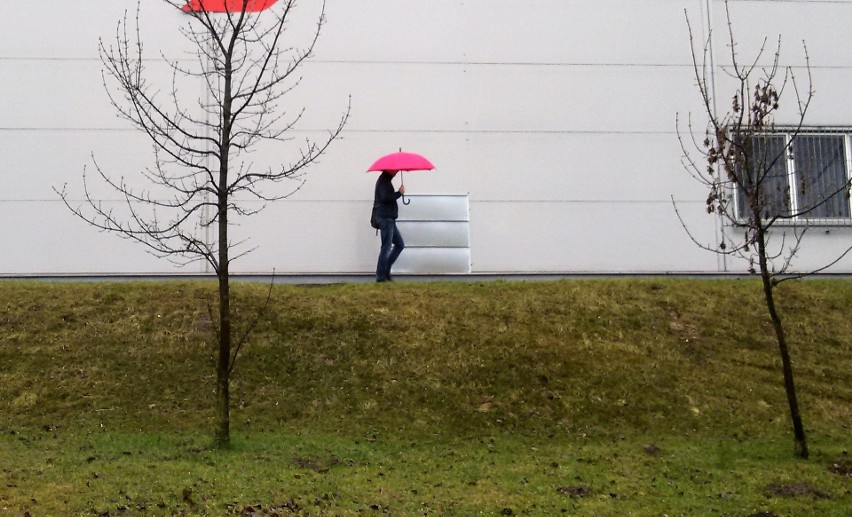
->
xmin=400 ymin=171 xmax=411 ymax=205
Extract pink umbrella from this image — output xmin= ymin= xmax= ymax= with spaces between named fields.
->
xmin=367 ymin=151 xmax=435 ymax=205
xmin=182 ymin=0 xmax=278 ymax=13
xmin=367 ymin=151 xmax=435 ymax=172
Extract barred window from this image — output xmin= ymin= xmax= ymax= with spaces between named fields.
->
xmin=792 ymin=135 xmax=850 ymax=219
xmin=737 ymin=131 xmax=852 ymax=223
xmin=737 ymin=135 xmax=791 ymax=219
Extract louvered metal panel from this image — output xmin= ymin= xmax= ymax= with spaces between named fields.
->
xmin=395 ymin=195 xmax=471 ymax=274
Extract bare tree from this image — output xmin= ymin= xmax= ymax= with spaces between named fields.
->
xmin=56 ymin=0 xmax=349 ymax=447
xmin=676 ymin=2 xmax=852 ymax=459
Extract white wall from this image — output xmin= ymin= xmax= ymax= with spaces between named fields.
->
xmin=1 ymin=0 xmax=850 ymax=275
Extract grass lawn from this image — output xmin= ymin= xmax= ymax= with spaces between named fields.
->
xmin=1 ymin=279 xmax=850 ymax=515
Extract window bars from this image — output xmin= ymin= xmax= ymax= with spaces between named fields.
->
xmin=736 ymin=131 xmax=852 ymax=225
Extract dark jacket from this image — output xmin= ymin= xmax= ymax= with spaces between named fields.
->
xmin=374 ymin=172 xmax=402 ymax=220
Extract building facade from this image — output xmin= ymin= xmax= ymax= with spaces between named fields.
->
xmin=2 ymin=0 xmax=851 ymax=276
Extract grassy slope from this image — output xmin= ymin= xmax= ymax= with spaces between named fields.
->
xmin=1 ymin=279 xmax=850 ymax=515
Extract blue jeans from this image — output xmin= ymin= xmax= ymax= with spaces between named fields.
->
xmin=376 ymin=218 xmax=405 ymax=281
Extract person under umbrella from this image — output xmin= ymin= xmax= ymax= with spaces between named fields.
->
xmin=373 ymin=169 xmax=405 ymax=282
xmin=367 ymin=150 xmax=434 ymax=282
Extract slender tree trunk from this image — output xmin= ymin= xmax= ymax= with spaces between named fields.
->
xmin=214 ymin=114 xmax=232 ymax=447
xmin=756 ymin=227 xmax=809 ymax=459
xmin=215 ymin=190 xmax=231 ymax=448
xmin=215 ymin=274 xmax=231 ymax=447
xmin=213 ymin=47 xmax=236 ymax=448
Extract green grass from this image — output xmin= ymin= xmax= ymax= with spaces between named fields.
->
xmin=1 ymin=279 xmax=850 ymax=515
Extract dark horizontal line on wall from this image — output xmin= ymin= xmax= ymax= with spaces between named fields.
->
xmin=405 ymin=246 xmax=470 ymax=249
xmin=472 ymin=199 xmax=705 ymax=204
xmin=2 ymin=56 xmax=850 ymax=70
xmin=345 ymin=129 xmax=679 ymax=135
xmin=737 ymin=0 xmax=852 ymax=4
xmin=4 ymin=272 xmax=850 ymax=284
xmin=315 ymin=60 xmax=848 ymax=70
xmin=314 ymin=60 xmax=697 ymax=68
xmin=397 ymin=220 xmax=470 ymax=224
xmin=0 ymin=127 xmax=678 ymax=136
xmin=0 ymin=127 xmax=136 ymax=131
xmin=0 ymin=57 xmax=690 ymax=67
xmin=1 ymin=199 xmax=706 ymax=205
xmin=0 ymin=57 xmax=197 ymax=63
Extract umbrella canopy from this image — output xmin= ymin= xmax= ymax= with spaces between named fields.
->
xmin=367 ymin=151 xmax=435 ymax=172
xmin=182 ymin=0 xmax=278 ymax=13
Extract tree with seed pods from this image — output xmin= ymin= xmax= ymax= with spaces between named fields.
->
xmin=677 ymin=1 xmax=852 ymax=459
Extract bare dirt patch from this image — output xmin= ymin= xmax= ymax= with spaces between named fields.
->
xmin=764 ymin=482 xmax=830 ymax=499
xmin=828 ymin=455 xmax=851 ymax=478
xmin=293 ymin=456 xmax=349 ymax=473
xmin=556 ymin=485 xmax=592 ymax=498
xmin=667 ymin=310 xmax=701 ymax=343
